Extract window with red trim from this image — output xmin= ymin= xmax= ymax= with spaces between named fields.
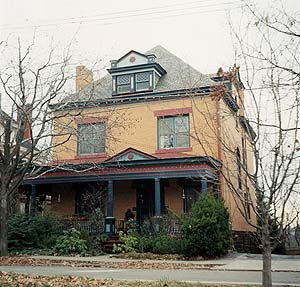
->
xmin=77 ymin=123 xmax=106 ymax=155
xmin=158 ymin=115 xmax=190 ymax=149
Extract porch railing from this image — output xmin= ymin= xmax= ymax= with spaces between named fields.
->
xmin=59 ymin=216 xmax=104 ymax=235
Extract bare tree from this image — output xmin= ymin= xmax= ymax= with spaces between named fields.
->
xmin=0 ymin=38 xmax=76 ymax=256
xmin=189 ymin=3 xmax=300 ymax=286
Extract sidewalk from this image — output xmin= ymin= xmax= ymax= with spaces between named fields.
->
xmin=31 ymin=252 xmax=300 ymax=272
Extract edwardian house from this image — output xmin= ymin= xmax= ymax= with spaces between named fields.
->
xmin=23 ymin=45 xmax=256 ymax=237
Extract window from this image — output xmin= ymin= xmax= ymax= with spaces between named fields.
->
xmin=135 ymin=72 xmax=149 ymax=91
xmin=158 ymin=115 xmax=189 ymax=149
xmin=117 ymin=74 xmax=131 ymax=93
xmin=115 ymin=72 xmax=151 ymax=94
xmin=78 ymin=123 xmax=106 ymax=155
xmin=237 ymin=147 xmax=242 ymax=189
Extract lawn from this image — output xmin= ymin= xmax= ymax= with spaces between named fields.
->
xmin=0 ymin=272 xmax=259 ymax=287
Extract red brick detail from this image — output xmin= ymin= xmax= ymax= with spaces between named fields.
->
xmin=75 ymin=117 xmax=107 ymax=124
xmin=154 ymin=107 xmax=192 ymax=117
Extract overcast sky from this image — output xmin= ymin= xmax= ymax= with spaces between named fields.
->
xmin=0 ymin=0 xmax=298 ymax=82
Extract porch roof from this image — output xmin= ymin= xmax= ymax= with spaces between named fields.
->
xmin=24 ymin=156 xmax=221 ymax=185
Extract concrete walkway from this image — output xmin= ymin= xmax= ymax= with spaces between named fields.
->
xmin=31 ymin=252 xmax=300 ymax=272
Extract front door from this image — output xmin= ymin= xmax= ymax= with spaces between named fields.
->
xmin=136 ymin=180 xmax=154 ymax=226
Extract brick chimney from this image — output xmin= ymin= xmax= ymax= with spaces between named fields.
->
xmin=17 ymin=104 xmax=32 ymax=141
xmin=76 ymin=65 xmax=93 ymax=93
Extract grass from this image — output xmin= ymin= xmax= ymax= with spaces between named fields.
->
xmin=0 ymin=272 xmax=261 ymax=287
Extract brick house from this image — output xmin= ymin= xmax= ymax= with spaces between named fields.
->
xmin=23 ymin=45 xmax=256 ymax=236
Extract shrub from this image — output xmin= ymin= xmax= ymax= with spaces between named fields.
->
xmin=152 ymin=233 xmax=182 ymax=254
xmin=136 ymin=235 xmax=153 ymax=253
xmin=181 ymin=193 xmax=231 ymax=258
xmin=113 ymin=231 xmax=138 ymax=253
xmin=54 ymin=228 xmax=88 ymax=255
xmin=8 ymin=215 xmax=63 ymax=251
xmin=90 ymin=234 xmax=109 ymax=254
xmin=29 ymin=215 xmax=63 ymax=248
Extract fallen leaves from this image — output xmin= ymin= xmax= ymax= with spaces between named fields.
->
xmin=0 ymin=256 xmax=217 ymax=270
xmin=0 ymin=272 xmax=255 ymax=287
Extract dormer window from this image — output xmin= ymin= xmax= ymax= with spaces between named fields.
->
xmin=136 ymin=72 xmax=150 ymax=91
xmin=108 ymin=50 xmax=167 ymax=96
xmin=117 ymin=74 xmax=131 ymax=94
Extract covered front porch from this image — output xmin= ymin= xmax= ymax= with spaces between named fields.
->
xmin=22 ymin=149 xmax=221 ymax=234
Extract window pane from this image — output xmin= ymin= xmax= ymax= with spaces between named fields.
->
xmin=136 ymin=72 xmax=149 ymax=82
xmin=93 ymin=124 xmax=106 ymax=153
xmin=160 ymin=118 xmax=173 ymax=135
xmin=175 ymin=116 xmax=189 ymax=132
xmin=117 ymin=84 xmax=131 ymax=93
xmin=117 ymin=75 xmax=130 ymax=84
xmin=136 ymin=82 xmax=149 ymax=91
xmin=160 ymin=134 xmax=174 ymax=149
xmin=159 ymin=118 xmax=174 ymax=149
xmin=176 ymin=133 xmax=189 ymax=148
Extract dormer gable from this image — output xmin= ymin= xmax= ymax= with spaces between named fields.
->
xmin=107 ymin=50 xmax=166 ymax=96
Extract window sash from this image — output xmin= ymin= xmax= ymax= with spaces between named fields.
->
xmin=117 ymin=84 xmax=131 ymax=93
xmin=78 ymin=123 xmax=106 ymax=155
xmin=135 ymin=72 xmax=150 ymax=91
xmin=158 ymin=115 xmax=190 ymax=149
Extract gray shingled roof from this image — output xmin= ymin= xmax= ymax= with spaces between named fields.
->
xmin=64 ymin=45 xmax=216 ymax=103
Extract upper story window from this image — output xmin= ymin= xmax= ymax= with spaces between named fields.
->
xmin=117 ymin=74 xmax=131 ymax=94
xmin=115 ymin=72 xmax=151 ymax=94
xmin=135 ymin=72 xmax=150 ymax=91
xmin=78 ymin=123 xmax=106 ymax=155
xmin=158 ymin=115 xmax=190 ymax=149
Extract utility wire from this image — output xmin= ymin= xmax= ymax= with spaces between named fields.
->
xmin=0 ymin=0 xmax=242 ymax=31
xmin=1 ymin=0 xmax=241 ymax=27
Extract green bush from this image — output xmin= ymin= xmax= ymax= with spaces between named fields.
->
xmin=113 ymin=231 xmax=138 ymax=253
xmin=136 ymin=235 xmax=153 ymax=253
xmin=90 ymin=234 xmax=109 ymax=254
xmin=54 ymin=228 xmax=88 ymax=255
xmin=8 ymin=215 xmax=63 ymax=251
xmin=181 ymin=193 xmax=231 ymax=258
xmin=152 ymin=233 xmax=182 ymax=254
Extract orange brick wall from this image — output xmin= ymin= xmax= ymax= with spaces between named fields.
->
xmin=113 ymin=181 xmax=136 ymax=221
xmin=48 ymin=184 xmax=76 ymax=216
xmin=164 ymin=179 xmax=183 ymax=214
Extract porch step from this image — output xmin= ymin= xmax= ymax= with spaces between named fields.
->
xmin=103 ymin=235 xmax=123 ymax=253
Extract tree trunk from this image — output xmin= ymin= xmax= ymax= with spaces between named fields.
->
xmin=262 ymin=218 xmax=272 ymax=287
xmin=0 ymin=195 xmax=8 ymax=256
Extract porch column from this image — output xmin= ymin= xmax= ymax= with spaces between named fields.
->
xmin=201 ymin=177 xmax=208 ymax=193
xmin=154 ymin=178 xmax=161 ymax=216
xmin=30 ymin=184 xmax=36 ymax=216
xmin=107 ymin=180 xmax=113 ymax=217
xmin=105 ymin=180 xmax=115 ymax=235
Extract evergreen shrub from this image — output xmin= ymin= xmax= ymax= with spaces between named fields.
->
xmin=181 ymin=193 xmax=231 ymax=258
